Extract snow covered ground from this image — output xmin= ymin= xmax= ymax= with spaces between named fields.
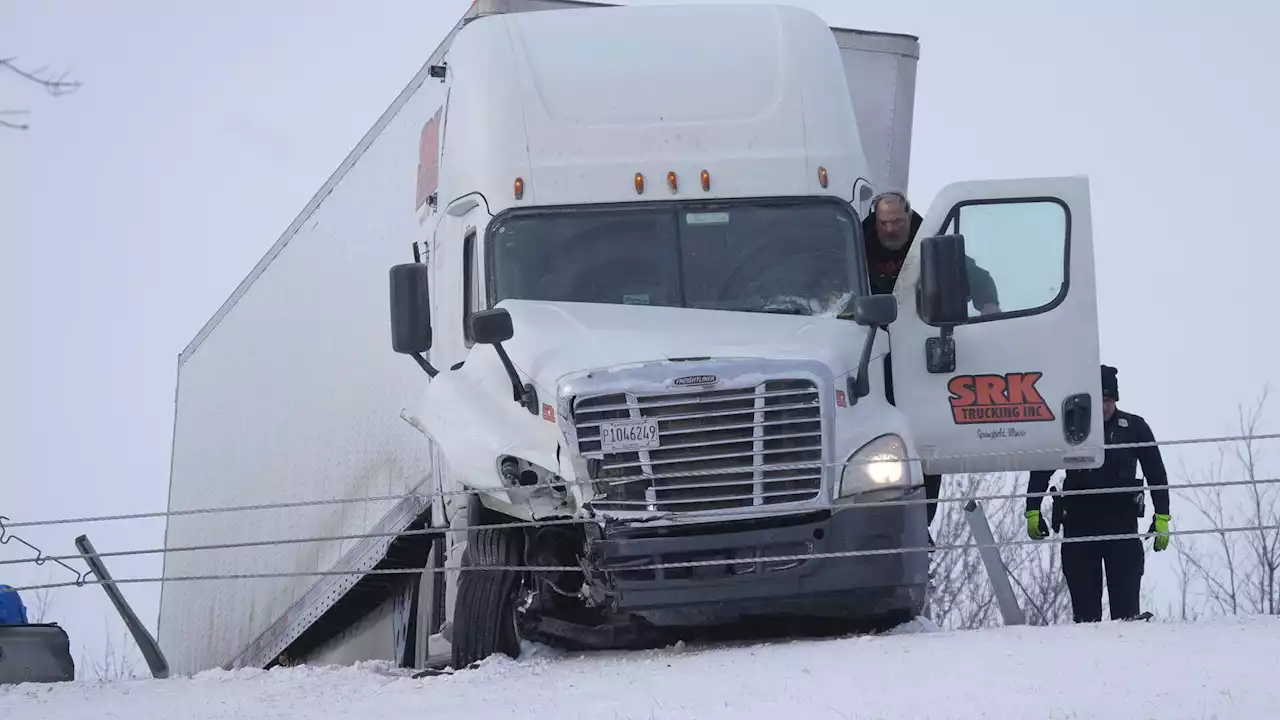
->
xmin=4 ymin=615 xmax=1277 ymax=720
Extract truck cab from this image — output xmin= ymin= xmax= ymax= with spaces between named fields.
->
xmin=389 ymin=3 xmax=1103 ymax=670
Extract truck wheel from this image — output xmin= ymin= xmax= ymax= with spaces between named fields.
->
xmin=450 ymin=525 xmax=524 ymax=669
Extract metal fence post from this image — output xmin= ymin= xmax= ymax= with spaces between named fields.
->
xmin=75 ymin=535 xmax=170 ymax=679
xmin=962 ymin=500 xmax=1026 ymax=626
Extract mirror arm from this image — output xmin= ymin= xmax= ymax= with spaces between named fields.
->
xmin=411 ymin=352 xmax=439 ymax=378
xmin=492 ymin=341 xmax=539 ymax=415
xmin=848 ymin=325 xmax=880 ymax=402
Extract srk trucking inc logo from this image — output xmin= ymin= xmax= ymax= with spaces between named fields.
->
xmin=947 ymin=372 xmax=1056 ymax=425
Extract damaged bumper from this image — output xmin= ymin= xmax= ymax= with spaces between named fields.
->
xmin=584 ymin=487 xmax=931 ymax=627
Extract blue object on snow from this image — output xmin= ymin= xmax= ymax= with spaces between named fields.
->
xmin=0 ymin=584 xmax=29 ymax=625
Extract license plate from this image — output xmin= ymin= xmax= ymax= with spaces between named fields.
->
xmin=598 ymin=418 xmax=661 ymax=453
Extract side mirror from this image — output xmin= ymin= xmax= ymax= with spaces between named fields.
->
xmin=469 ymin=308 xmax=514 ymax=345
xmin=468 ymin=307 xmax=538 ymax=416
xmin=850 ymin=294 xmax=897 ymax=326
xmin=845 ymin=294 xmax=898 ymax=403
xmin=390 ymin=263 xmax=432 ymax=354
xmin=918 ymin=234 xmax=970 ymax=326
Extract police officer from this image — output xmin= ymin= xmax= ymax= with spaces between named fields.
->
xmin=1024 ymin=364 xmax=1172 ymax=622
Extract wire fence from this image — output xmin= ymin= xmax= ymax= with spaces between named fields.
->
xmin=5 ymin=430 xmax=1278 ymax=532
xmin=3 ymin=475 xmax=1279 ymax=572
xmin=4 ymin=521 xmax=1279 ymax=594
xmin=1 ymin=431 xmax=1276 ymax=599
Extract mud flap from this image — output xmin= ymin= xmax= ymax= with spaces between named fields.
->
xmin=0 ymin=623 xmax=76 ymax=684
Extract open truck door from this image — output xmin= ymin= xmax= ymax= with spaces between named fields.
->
xmin=889 ymin=176 xmax=1103 ymax=476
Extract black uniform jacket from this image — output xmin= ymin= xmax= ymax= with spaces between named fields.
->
xmin=1027 ymin=409 xmax=1171 ymax=531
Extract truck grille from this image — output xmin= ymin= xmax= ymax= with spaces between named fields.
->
xmin=573 ymin=379 xmax=824 ymax=513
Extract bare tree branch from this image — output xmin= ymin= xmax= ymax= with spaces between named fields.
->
xmin=1235 ymin=387 xmax=1279 ymax=614
xmin=1172 ymin=387 xmax=1278 ymax=618
xmin=1 ymin=57 xmax=82 ymax=96
xmin=80 ymin=621 xmax=142 ymax=682
xmin=0 ymin=110 xmax=30 ymax=130
xmin=1 ymin=56 xmax=82 ymax=131
xmin=27 ymin=582 xmax=58 ymax=623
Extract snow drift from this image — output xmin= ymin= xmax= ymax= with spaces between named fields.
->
xmin=3 ymin=615 xmax=1277 ymax=719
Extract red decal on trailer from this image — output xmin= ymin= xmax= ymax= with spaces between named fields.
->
xmin=415 ymin=106 xmax=443 ymax=210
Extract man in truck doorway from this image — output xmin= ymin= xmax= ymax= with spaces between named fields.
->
xmin=1023 ymin=364 xmax=1173 ymax=622
xmin=858 ymin=190 xmax=1002 ymax=542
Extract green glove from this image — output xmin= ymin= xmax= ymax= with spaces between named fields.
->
xmin=1025 ymin=510 xmax=1049 ymax=540
xmin=1149 ymin=514 xmax=1171 ymax=551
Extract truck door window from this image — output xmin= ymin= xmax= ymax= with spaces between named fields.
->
xmin=944 ymin=199 xmax=1069 ymax=321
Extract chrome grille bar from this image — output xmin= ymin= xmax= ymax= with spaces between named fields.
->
xmin=572 ymin=400 xmax=819 ymax=429
xmin=578 ymin=387 xmax=817 ymax=415
xmin=573 ymin=378 xmax=823 ymax=514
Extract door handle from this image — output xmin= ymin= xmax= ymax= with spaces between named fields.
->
xmin=1061 ymin=393 xmax=1092 ymax=446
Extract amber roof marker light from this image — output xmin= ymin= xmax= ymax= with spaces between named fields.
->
xmin=514 ymin=177 xmax=525 ymax=200
xmin=667 ymin=171 xmax=678 ymax=193
xmin=700 ymin=169 xmax=711 ymax=191
xmin=634 ymin=172 xmax=645 ymax=195
xmin=818 ymin=166 xmax=829 ymax=188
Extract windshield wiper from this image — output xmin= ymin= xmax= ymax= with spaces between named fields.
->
xmin=720 ymin=299 xmax=813 ymax=316
xmin=752 ymin=305 xmax=812 ymax=316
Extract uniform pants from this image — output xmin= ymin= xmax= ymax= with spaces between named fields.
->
xmin=924 ymin=473 xmax=941 ymax=526
xmin=1060 ymin=526 xmax=1144 ymax=622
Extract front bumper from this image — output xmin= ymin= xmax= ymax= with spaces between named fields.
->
xmin=584 ymin=487 xmax=930 ymax=627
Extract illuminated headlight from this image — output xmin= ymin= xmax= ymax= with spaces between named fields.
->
xmin=838 ymin=434 xmax=910 ymax=498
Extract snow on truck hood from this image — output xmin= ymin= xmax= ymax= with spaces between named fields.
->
xmin=497 ymin=299 xmax=869 ymax=393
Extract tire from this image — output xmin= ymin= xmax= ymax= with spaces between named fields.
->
xmin=450 ymin=525 xmax=524 ymax=669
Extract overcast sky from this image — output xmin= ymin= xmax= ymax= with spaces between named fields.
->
xmin=2 ymin=0 xmax=1277 ymax=673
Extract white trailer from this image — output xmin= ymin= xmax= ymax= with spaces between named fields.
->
xmin=159 ymin=0 xmax=1103 ymax=675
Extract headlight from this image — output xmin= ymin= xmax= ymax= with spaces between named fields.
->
xmin=838 ymin=434 xmax=910 ymax=498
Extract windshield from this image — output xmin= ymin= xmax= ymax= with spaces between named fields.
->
xmin=486 ymin=199 xmax=866 ymax=317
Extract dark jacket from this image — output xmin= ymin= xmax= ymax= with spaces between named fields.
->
xmin=1027 ymin=409 xmax=1170 ymax=531
xmin=861 ymin=209 xmax=1000 ymax=311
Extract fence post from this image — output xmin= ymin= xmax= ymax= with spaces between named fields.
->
xmin=75 ymin=535 xmax=170 ymax=679
xmin=962 ymin=500 xmax=1027 ymax=626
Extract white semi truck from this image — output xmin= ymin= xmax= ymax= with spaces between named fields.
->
xmin=159 ymin=0 xmax=1104 ymax=675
